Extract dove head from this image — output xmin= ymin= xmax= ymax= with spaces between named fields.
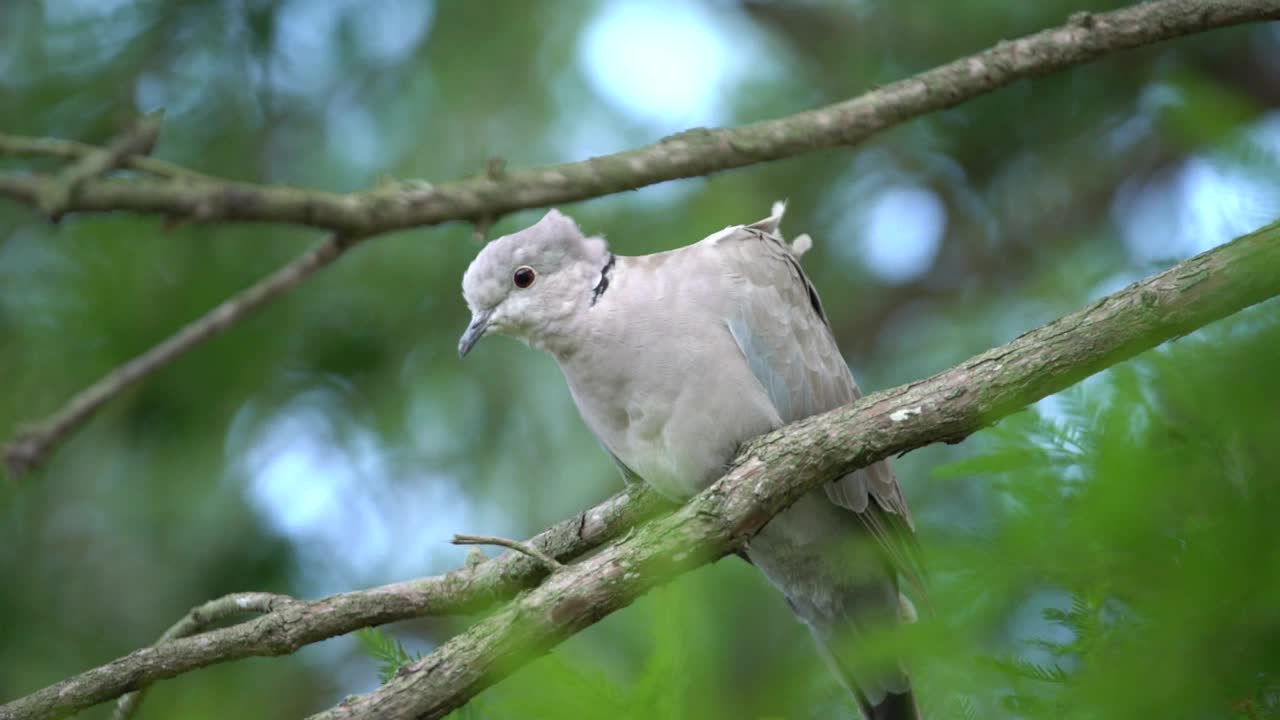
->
xmin=459 ymin=209 xmax=610 ymax=358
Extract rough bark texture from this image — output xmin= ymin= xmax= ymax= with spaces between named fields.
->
xmin=0 ymin=488 xmax=670 ymax=720
xmin=305 ymin=221 xmax=1280 ymax=719
xmin=110 ymin=593 xmax=294 ymax=720
xmin=0 ymin=1 xmax=1276 ymax=235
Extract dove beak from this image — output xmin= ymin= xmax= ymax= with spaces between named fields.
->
xmin=458 ymin=309 xmax=493 ymax=358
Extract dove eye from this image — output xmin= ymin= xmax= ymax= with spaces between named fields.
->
xmin=513 ymin=266 xmax=536 ymax=289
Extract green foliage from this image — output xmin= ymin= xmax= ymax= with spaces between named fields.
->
xmin=2 ymin=2 xmax=1278 ymax=719
xmin=441 ymin=588 xmax=697 ymax=720
xmin=357 ymin=597 xmax=692 ymax=720
xmin=355 ymin=627 xmax=422 ymax=685
xmin=919 ymin=304 xmax=1280 ymax=719
xmin=371 ymin=312 xmax=1280 ymax=720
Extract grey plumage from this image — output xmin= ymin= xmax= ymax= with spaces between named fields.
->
xmin=459 ymin=204 xmax=921 ymax=720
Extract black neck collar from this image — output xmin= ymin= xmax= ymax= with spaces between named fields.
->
xmin=591 ymin=254 xmax=615 ymax=306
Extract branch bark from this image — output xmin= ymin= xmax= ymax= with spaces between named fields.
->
xmin=0 ymin=131 xmax=214 ymax=182
xmin=3 ymin=0 xmax=1276 ymax=475
xmin=0 ymin=486 xmax=669 ymax=720
xmin=6 ymin=220 xmax=1278 ymax=720
xmin=309 ymin=220 xmax=1280 ymax=720
xmin=111 ymin=593 xmax=295 ymax=720
xmin=33 ymin=112 xmax=163 ymax=220
xmin=1 ymin=1 xmax=1273 ymax=234
xmin=2 ymin=1 xmax=1278 ymax=716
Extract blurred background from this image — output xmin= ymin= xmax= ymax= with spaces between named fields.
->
xmin=3 ymin=1 xmax=1280 ymax=718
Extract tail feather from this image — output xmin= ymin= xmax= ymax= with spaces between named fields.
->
xmin=866 ymin=690 xmax=923 ymax=720
xmin=745 ymin=492 xmax=919 ymax=719
xmin=807 ymin=617 xmax=916 ymax=720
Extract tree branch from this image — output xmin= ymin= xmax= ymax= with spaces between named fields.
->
xmin=309 ymin=220 xmax=1280 ymax=719
xmin=0 ymin=131 xmax=216 ymax=182
xmin=1 ymin=1 xmax=1273 ymax=234
xmin=111 ymin=593 xmax=295 ymax=720
xmin=2 ymin=1 xmax=1278 ymax=714
xmin=6 ymin=220 xmax=1278 ymax=720
xmin=452 ymin=534 xmax=563 ymax=572
xmin=2 ymin=233 xmax=355 ymax=476
xmin=0 ymin=486 xmax=669 ymax=720
xmin=33 ymin=113 xmax=163 ymax=220
xmin=3 ymin=0 xmax=1276 ymax=476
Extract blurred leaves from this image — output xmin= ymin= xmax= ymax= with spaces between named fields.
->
xmin=2 ymin=0 xmax=1279 ymax=718
xmin=355 ymin=627 xmax=421 ymax=685
xmin=920 ymin=304 xmax=1280 ymax=720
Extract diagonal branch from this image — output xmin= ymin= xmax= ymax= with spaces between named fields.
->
xmin=0 ymin=485 xmax=669 ymax=720
xmin=111 ymin=593 xmax=296 ymax=720
xmin=2 ymin=233 xmax=356 ymax=476
xmin=1 ymin=1 xmax=1274 ymax=234
xmin=3 ymin=0 xmax=1276 ymax=475
xmin=5 ymin=220 xmax=1278 ymax=720
xmin=309 ymin=220 xmax=1280 ymax=719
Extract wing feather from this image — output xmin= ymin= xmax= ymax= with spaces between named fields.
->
xmin=711 ymin=207 xmax=924 ymax=594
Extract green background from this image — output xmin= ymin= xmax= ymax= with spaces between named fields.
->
xmin=3 ymin=2 xmax=1280 ymax=718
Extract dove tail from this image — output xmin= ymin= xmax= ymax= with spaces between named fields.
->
xmin=864 ymin=690 xmax=922 ymax=720
xmin=806 ymin=609 xmax=920 ymax=720
xmin=745 ymin=493 xmax=918 ymax=720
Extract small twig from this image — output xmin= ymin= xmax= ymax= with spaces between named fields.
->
xmin=0 ymin=486 xmax=663 ymax=720
xmin=472 ymin=215 xmax=494 ymax=244
xmin=0 ymin=132 xmax=215 ymax=183
xmin=463 ymin=547 xmax=488 ymax=569
xmin=35 ymin=112 xmax=165 ymax=219
xmin=484 ymin=156 xmax=506 ymax=181
xmin=2 ymin=233 xmax=358 ymax=477
xmin=452 ymin=533 xmax=563 ymax=572
xmin=112 ymin=593 xmax=295 ymax=720
xmin=469 ymin=157 xmax=507 ymax=244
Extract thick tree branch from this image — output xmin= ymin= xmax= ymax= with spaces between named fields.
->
xmin=0 ymin=486 xmax=668 ymax=720
xmin=6 ymin=220 xmax=1278 ymax=720
xmin=2 ymin=2 xmax=1277 ymax=715
xmin=2 ymin=234 xmax=355 ymax=476
xmin=3 ymin=0 xmax=1276 ymax=476
xmin=309 ymin=221 xmax=1280 ymax=719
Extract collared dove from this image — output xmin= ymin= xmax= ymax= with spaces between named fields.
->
xmin=459 ymin=203 xmax=921 ymax=720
